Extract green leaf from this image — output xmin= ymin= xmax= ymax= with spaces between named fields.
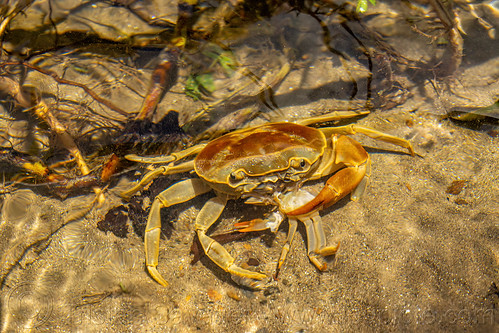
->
xmin=217 ymin=51 xmax=236 ymax=76
xmin=185 ymin=75 xmax=202 ymax=100
xmin=203 ymin=46 xmax=237 ymax=77
xmin=356 ymin=0 xmax=376 ymax=13
xmin=185 ymin=74 xmax=216 ymax=100
xmin=196 ymin=74 xmax=216 ymax=94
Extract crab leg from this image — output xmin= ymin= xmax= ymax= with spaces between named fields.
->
xmin=321 ymin=124 xmax=415 ymax=156
xmin=121 ymin=160 xmax=195 ymax=200
xmin=125 ymin=143 xmax=207 ymax=164
xmin=195 ymin=195 xmax=267 ymax=285
xmin=300 ymin=214 xmax=340 ymax=271
xmin=122 ymin=144 xmax=207 ymax=199
xmin=275 ymin=217 xmax=298 ymax=277
xmin=145 ymin=179 xmax=212 ymax=286
xmin=295 ymin=110 xmax=370 ymax=126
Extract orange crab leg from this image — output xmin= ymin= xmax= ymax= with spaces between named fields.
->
xmin=287 ymin=135 xmax=370 ymax=216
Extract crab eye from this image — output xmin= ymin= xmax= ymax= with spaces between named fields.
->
xmin=229 ymin=171 xmax=244 ymax=181
xmin=300 ymin=159 xmax=306 ymax=168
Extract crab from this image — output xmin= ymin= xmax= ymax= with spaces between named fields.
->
xmin=121 ymin=111 xmax=414 ymax=287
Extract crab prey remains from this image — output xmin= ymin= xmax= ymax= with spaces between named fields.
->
xmin=122 ymin=111 xmax=414 ymax=287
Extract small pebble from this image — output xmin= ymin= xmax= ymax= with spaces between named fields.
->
xmin=446 ymin=180 xmax=467 ymax=195
xmin=207 ymin=289 xmax=222 ymax=302
xmin=226 ymin=290 xmax=241 ymax=301
xmin=247 ymin=258 xmax=260 ymax=266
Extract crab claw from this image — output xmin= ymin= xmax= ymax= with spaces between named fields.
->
xmin=287 ymin=165 xmax=365 ymax=216
xmin=233 ymin=219 xmax=267 ymax=232
xmin=233 ymin=212 xmax=284 ymax=233
xmin=288 ymin=135 xmax=370 ymax=216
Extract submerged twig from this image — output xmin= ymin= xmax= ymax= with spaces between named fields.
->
xmin=0 ymin=61 xmax=129 ymax=117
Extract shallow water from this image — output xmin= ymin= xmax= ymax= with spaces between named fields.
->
xmin=1 ymin=1 xmax=498 ymax=332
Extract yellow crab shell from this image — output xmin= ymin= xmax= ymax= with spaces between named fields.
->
xmin=194 ymin=123 xmax=326 ymax=194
